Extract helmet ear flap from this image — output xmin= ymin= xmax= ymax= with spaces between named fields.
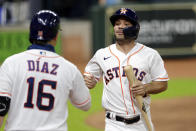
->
xmin=123 ymin=24 xmax=140 ymax=40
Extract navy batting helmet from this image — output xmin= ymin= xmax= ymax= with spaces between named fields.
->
xmin=29 ymin=10 xmax=60 ymax=43
xmin=110 ymin=8 xmax=140 ymax=40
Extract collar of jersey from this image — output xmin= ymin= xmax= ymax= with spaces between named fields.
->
xmin=27 ymin=44 xmax=55 ymax=52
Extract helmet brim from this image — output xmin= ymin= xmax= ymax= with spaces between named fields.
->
xmin=110 ymin=15 xmax=137 ymax=26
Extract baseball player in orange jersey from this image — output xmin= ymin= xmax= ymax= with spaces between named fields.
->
xmin=0 ymin=10 xmax=91 ymax=130
xmin=84 ymin=8 xmax=169 ymax=131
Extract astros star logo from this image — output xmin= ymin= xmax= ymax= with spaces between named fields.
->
xmin=120 ymin=8 xmax=127 ymax=14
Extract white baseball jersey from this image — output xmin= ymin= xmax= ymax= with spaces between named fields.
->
xmin=0 ymin=48 xmax=91 ymax=130
xmin=85 ymin=43 xmax=168 ymax=122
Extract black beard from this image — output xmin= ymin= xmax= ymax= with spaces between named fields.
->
xmin=115 ymin=35 xmax=133 ymax=44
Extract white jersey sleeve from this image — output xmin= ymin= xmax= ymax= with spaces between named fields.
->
xmin=69 ymin=68 xmax=91 ymax=111
xmin=85 ymin=50 xmax=103 ymax=80
xmin=149 ymin=50 xmax=169 ymax=81
xmin=0 ymin=57 xmax=13 ymax=98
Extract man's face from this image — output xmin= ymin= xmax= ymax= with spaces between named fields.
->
xmin=114 ymin=18 xmax=133 ymax=41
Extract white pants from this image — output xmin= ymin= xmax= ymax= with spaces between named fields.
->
xmin=105 ymin=112 xmax=154 ymax=131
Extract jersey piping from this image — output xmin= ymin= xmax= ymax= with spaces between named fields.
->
xmin=109 ymin=46 xmax=129 ymax=115
xmin=126 ymin=45 xmax=144 ymax=114
xmin=127 ymin=45 xmax=144 ymax=65
xmin=128 ymin=82 xmax=136 ymax=114
xmin=156 ymin=77 xmax=169 ymax=80
xmin=0 ymin=92 xmax=11 ymax=96
xmin=72 ymin=96 xmax=91 ymax=106
xmin=25 ymin=52 xmax=61 ymax=58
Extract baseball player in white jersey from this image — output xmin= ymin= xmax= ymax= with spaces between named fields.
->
xmin=84 ymin=8 xmax=169 ymax=131
xmin=0 ymin=10 xmax=91 ymax=130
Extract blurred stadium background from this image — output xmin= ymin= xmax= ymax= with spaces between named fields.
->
xmin=0 ymin=0 xmax=196 ymax=131
xmin=1 ymin=0 xmax=196 ymax=61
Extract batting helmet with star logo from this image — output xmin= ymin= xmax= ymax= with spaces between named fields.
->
xmin=110 ymin=8 xmax=140 ymax=40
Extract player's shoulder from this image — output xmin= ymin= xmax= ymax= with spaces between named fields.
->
xmin=60 ymin=58 xmax=82 ymax=80
xmin=94 ymin=44 xmax=115 ymax=56
xmin=50 ymin=55 xmax=79 ymax=74
xmin=137 ymin=42 xmax=160 ymax=56
xmin=95 ymin=47 xmax=106 ymax=54
xmin=61 ymin=58 xmax=78 ymax=69
xmin=2 ymin=51 xmax=26 ymax=64
xmin=2 ymin=50 xmax=74 ymax=68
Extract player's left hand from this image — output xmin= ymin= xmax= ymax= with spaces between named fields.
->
xmin=131 ymin=82 xmax=146 ymax=97
xmin=83 ymin=73 xmax=97 ymax=89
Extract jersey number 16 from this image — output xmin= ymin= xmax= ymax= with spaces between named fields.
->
xmin=24 ymin=77 xmax=57 ymax=111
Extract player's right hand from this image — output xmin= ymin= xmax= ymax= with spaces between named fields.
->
xmin=131 ymin=82 xmax=146 ymax=97
xmin=83 ymin=73 xmax=97 ymax=89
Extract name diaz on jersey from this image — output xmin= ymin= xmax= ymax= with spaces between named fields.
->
xmin=27 ymin=60 xmax=59 ymax=75
xmin=104 ymin=66 xmax=146 ymax=85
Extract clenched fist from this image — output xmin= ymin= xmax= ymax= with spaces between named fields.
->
xmin=83 ymin=73 xmax=97 ymax=89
